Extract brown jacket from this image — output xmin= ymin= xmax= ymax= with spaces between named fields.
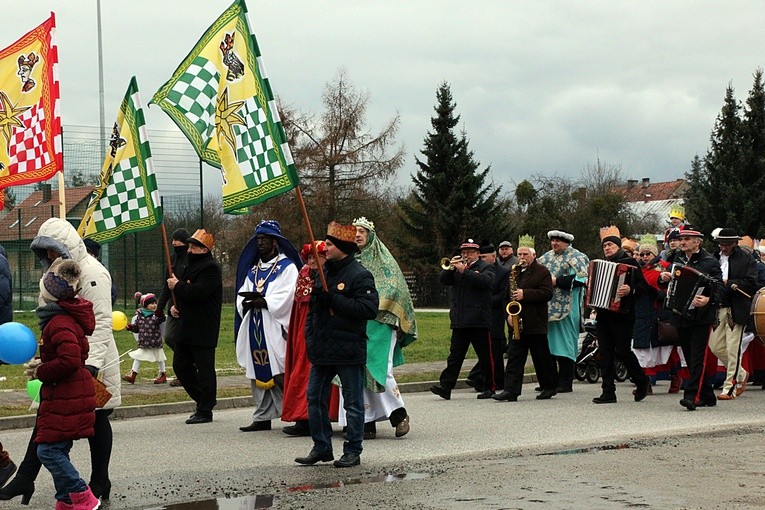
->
xmin=512 ymin=259 xmax=553 ymax=335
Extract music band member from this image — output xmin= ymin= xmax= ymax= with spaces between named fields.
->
xmin=538 ymin=230 xmax=589 ymax=393
xmin=493 ymin=236 xmax=558 ymax=401
xmin=431 ymin=238 xmax=496 ymax=400
xmin=709 ymin=228 xmax=757 ymax=400
xmin=659 ymin=228 xmax=723 ymax=411
xmin=592 ymin=227 xmax=651 ymax=404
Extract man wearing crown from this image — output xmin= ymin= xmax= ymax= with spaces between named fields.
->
xmin=234 ymin=220 xmax=301 ymax=432
xmin=537 ymin=229 xmax=589 ymax=393
xmin=297 ymin=222 xmax=379 ymax=468
xmin=168 ymin=229 xmax=223 ymax=425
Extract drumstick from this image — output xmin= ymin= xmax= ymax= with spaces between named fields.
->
xmin=731 ymin=284 xmax=752 ymax=299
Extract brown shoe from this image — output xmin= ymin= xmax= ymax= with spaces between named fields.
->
xmin=735 ymin=374 xmax=749 ymax=396
xmin=394 ymin=415 xmax=410 ymax=438
xmin=717 ymin=393 xmax=734 ymax=401
xmin=169 ymin=378 xmax=183 ymax=387
xmin=154 ymin=372 xmax=167 ymax=384
xmin=668 ymin=375 xmax=682 ymax=394
xmin=122 ymin=371 xmax=137 ymax=384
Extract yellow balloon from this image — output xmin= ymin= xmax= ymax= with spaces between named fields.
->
xmin=112 ymin=311 xmax=128 ymax=331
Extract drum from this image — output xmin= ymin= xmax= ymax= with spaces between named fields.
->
xmin=750 ymin=287 xmax=765 ymax=343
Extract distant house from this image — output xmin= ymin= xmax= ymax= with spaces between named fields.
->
xmin=0 ymin=185 xmax=93 ymax=242
xmin=614 ymin=177 xmax=687 ymax=230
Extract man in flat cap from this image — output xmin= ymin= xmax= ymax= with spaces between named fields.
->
xmin=497 ymin=241 xmax=519 ymax=270
xmin=537 ymin=230 xmax=589 ymax=393
xmin=709 ymin=228 xmax=757 ymax=400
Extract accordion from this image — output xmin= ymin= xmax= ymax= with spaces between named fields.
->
xmin=585 ymin=260 xmax=636 ymax=314
xmin=664 ymin=264 xmax=711 ymax=319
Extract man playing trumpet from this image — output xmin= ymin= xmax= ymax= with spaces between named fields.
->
xmin=430 ymin=238 xmax=496 ymax=400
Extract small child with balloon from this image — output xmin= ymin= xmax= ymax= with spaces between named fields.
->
xmin=122 ymin=292 xmax=167 ymax=384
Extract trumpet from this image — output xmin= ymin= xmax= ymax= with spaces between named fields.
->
xmin=440 ymin=256 xmax=466 ymax=270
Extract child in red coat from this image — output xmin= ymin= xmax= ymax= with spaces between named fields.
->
xmin=28 ymin=258 xmax=100 ymax=510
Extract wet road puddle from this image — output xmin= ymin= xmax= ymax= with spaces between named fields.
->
xmin=538 ymin=443 xmax=631 ymax=456
xmin=152 ymin=472 xmax=430 ymax=509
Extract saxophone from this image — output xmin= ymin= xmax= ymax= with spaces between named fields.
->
xmin=505 ymin=263 xmax=523 ymax=340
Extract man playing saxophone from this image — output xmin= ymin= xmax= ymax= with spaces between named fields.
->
xmin=493 ymin=236 xmax=559 ymax=401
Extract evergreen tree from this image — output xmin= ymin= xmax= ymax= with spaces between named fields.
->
xmin=685 ymin=84 xmax=746 ymax=235
xmin=398 ymin=82 xmax=506 ymax=267
xmin=741 ymin=69 xmax=765 ymax=236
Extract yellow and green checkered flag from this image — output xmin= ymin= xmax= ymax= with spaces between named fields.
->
xmin=78 ymin=76 xmax=162 ymax=243
xmin=150 ymin=0 xmax=299 ymax=214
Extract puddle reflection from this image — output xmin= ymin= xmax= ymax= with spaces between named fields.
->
xmin=154 ymin=472 xmax=430 ymax=509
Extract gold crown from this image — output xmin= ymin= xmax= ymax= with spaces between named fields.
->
xmin=327 ymin=221 xmax=357 ymax=243
xmin=621 ymin=237 xmax=637 ymax=250
xmin=599 ymin=225 xmax=621 ymax=241
xmin=518 ymin=234 xmax=535 ymax=248
xmin=669 ymin=204 xmax=685 ymax=220
xmin=188 ymin=229 xmax=215 ymax=250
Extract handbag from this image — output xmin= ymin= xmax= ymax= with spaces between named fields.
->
xmin=656 ymin=319 xmax=679 ymax=346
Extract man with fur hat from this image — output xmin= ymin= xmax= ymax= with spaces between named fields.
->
xmin=346 ymin=216 xmax=417 ymax=439
xmin=234 ymin=220 xmax=301 ymax=432
xmin=168 ymin=229 xmax=222 ymax=425
xmin=430 ymin=238 xmax=496 ymax=400
xmin=658 ymin=227 xmax=723 ymax=410
xmin=157 ymin=228 xmax=191 ymax=386
xmin=2 ymin=218 xmax=120 ymax=504
xmin=709 ymin=228 xmax=757 ymax=400
xmin=297 ymin=222 xmax=378 ymax=468
xmin=592 ymin=227 xmax=651 ymax=404
xmin=537 ymin=230 xmax=589 ymax=393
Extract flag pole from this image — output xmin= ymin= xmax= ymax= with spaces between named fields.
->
xmin=57 ymin=171 xmax=66 ymax=219
xmin=294 ymin=186 xmax=328 ymax=292
xmin=159 ymin=222 xmax=177 ymax=308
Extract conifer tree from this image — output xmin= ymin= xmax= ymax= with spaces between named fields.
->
xmin=398 ymin=82 xmax=506 ymax=266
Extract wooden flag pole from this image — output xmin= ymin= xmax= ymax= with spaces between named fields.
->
xmin=57 ymin=171 xmax=66 ymax=219
xmin=159 ymin=223 xmax=177 ymax=308
xmin=294 ymin=186 xmax=329 ymax=292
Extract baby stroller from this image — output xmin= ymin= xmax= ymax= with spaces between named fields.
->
xmin=575 ymin=319 xmax=628 ymax=383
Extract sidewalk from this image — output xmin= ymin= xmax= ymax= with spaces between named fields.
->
xmin=0 ymin=360 xmax=535 ymax=430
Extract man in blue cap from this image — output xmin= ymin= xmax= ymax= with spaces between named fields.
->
xmin=235 ymin=220 xmax=302 ymax=432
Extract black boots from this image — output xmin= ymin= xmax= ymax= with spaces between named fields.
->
xmin=0 ymin=473 xmax=35 ymax=505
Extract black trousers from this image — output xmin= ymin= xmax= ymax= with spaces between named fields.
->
xmin=503 ymin=333 xmax=558 ymax=395
xmin=439 ymin=327 xmax=494 ymax=392
xmin=17 ymin=409 xmax=113 ymax=486
xmin=173 ymin=343 xmax=217 ymax=415
xmin=553 ymin=356 xmax=575 ymax=390
xmin=465 ymin=332 xmax=506 ymax=390
xmin=678 ymin=323 xmax=716 ymax=404
xmin=596 ymin=317 xmax=647 ymax=397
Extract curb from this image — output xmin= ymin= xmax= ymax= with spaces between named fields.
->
xmin=0 ymin=374 xmax=538 ymax=431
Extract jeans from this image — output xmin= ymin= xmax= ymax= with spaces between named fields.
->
xmin=307 ymin=364 xmax=365 ymax=456
xmin=37 ymin=441 xmax=86 ymax=502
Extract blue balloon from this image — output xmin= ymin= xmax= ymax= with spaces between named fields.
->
xmin=0 ymin=322 xmax=38 ymax=365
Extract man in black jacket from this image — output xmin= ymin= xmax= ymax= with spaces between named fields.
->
xmin=430 ymin=238 xmax=496 ymax=400
xmin=493 ymin=242 xmax=557 ymax=401
xmin=592 ymin=229 xmax=651 ymax=404
xmin=168 ymin=229 xmax=222 ymax=424
xmin=709 ymin=228 xmax=757 ymax=400
xmin=157 ymin=228 xmax=190 ymax=386
xmin=659 ymin=228 xmax=723 ymax=410
xmin=297 ymin=222 xmax=379 ymax=469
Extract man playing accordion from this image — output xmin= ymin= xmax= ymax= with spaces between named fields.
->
xmin=659 ymin=228 xmax=723 ymax=411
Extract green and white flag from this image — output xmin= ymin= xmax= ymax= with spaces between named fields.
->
xmin=78 ymin=76 xmax=163 ymax=243
xmin=150 ymin=0 xmax=299 ymax=214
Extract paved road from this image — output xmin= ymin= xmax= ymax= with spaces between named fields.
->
xmin=2 ymin=379 xmax=765 ymax=509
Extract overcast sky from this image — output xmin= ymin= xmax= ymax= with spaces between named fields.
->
xmin=4 ymin=1 xmax=765 ymax=197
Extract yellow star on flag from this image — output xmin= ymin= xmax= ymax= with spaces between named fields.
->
xmin=216 ymin=88 xmax=245 ymax=150
xmin=0 ymin=91 xmax=30 ymax=147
